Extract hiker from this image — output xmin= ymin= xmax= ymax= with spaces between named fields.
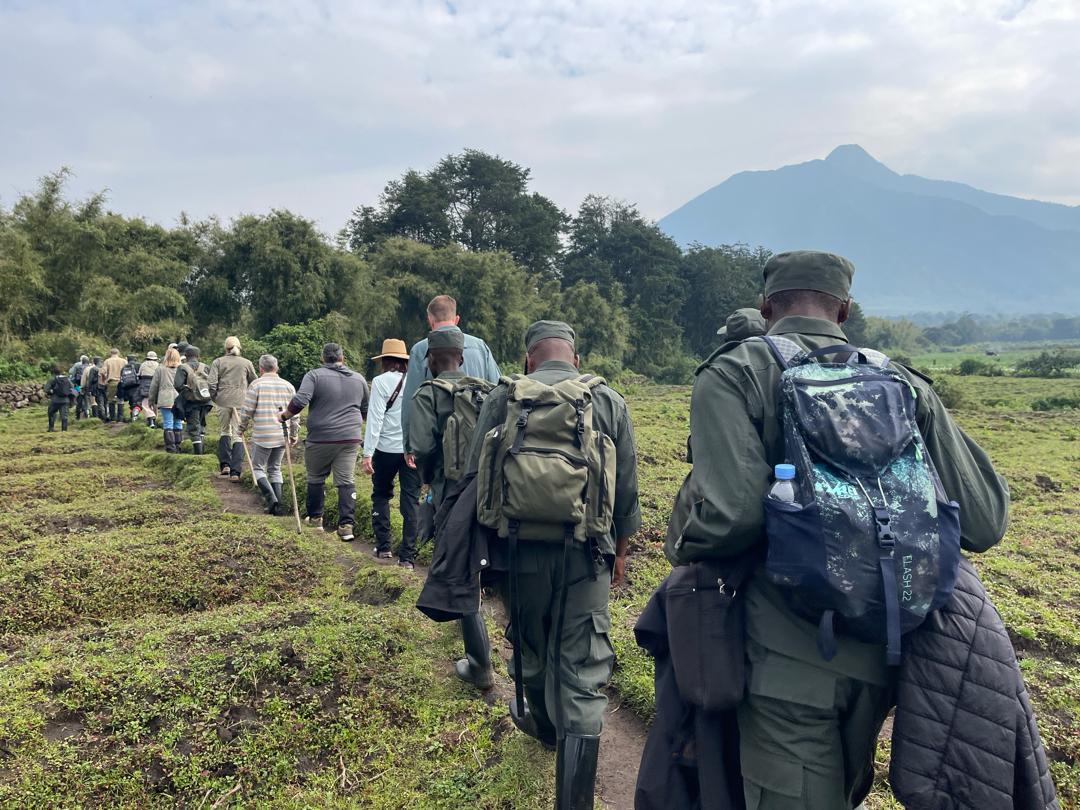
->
xmin=715 ymin=307 xmax=766 ymax=343
xmin=173 ymin=346 xmax=212 ymax=455
xmin=68 ymin=355 xmax=89 ymax=420
xmin=101 ymin=348 xmax=126 ymax=422
xmin=148 ymin=348 xmax=183 ymax=453
xmin=280 ymin=342 xmax=369 ymax=541
xmin=400 ymin=295 xmax=501 ymax=467
xmin=118 ymin=355 xmax=141 ymax=422
xmin=81 ymin=357 xmax=105 ymax=421
xmin=362 ymin=339 xmax=420 ymax=566
xmin=43 ymin=363 xmax=75 ymax=432
xmin=663 ymin=251 xmax=1010 ymax=809
xmin=466 ymin=320 xmax=641 ymax=808
xmin=239 ymin=354 xmax=299 ymax=515
xmin=209 ymin=336 xmax=257 ymax=481
xmin=409 ymin=329 xmax=497 ymax=685
xmin=138 ymin=351 xmax=160 ymax=428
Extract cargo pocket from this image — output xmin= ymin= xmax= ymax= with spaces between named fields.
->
xmin=475 ymin=426 xmax=503 ymax=528
xmin=741 ymin=751 xmax=805 ymax=808
xmin=762 ymin=497 xmax=825 ymax=588
xmin=585 ymin=433 xmax=616 ymax=536
xmin=584 ymin=611 xmax=615 ymax=684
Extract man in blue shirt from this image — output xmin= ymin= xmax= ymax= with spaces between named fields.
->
xmin=401 ymin=295 xmax=501 ymax=465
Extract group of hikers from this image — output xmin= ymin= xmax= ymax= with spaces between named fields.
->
xmin=47 ymin=252 xmax=1058 ymax=810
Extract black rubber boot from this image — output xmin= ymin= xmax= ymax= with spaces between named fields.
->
xmin=271 ymin=482 xmax=284 ymax=516
xmin=555 ymin=734 xmax=600 ymax=810
xmin=116 ymin=402 xmax=125 ymax=422
xmin=455 ymin=613 xmax=495 ymax=690
xmin=192 ymin=440 xmax=204 ymax=455
xmin=509 ymin=694 xmax=557 ymax=751
xmin=217 ymin=436 xmax=231 ymax=474
xmin=256 ymin=477 xmax=278 ymax=513
xmin=107 ymin=402 xmax=116 ymax=422
xmin=163 ymin=429 xmax=174 ymax=453
xmin=230 ymin=442 xmax=244 ymax=480
xmin=172 ymin=429 xmax=184 ymax=453
xmin=305 ymin=483 xmax=325 ymax=523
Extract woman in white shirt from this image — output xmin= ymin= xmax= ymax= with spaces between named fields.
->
xmin=362 ymin=339 xmax=421 ymax=568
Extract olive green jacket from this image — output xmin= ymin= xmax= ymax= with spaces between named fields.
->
xmin=465 ymin=360 xmax=642 ymax=556
xmin=408 ymin=369 xmax=464 ymax=509
xmin=667 ymin=315 xmax=1010 ymax=679
xmin=209 ymin=354 xmax=257 ymax=410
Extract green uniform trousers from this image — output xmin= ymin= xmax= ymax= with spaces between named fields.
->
xmin=737 ymin=640 xmax=893 ymax=810
xmin=500 ymin=540 xmax=614 ymax=737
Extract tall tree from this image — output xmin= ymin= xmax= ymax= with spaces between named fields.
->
xmin=677 ymin=244 xmax=767 ymax=357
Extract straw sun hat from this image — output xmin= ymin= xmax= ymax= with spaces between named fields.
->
xmin=371 ymin=339 xmax=409 ymax=360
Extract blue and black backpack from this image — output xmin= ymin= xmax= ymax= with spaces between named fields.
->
xmin=759 ymin=336 xmax=961 ymax=665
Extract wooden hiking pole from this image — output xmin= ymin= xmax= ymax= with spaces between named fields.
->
xmin=239 ymin=434 xmax=256 ymax=479
xmin=281 ymin=420 xmax=302 ymax=534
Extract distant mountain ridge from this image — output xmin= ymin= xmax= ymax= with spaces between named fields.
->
xmin=658 ymin=145 xmax=1080 ymax=314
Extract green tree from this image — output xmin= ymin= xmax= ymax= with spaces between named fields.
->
xmin=677 ymin=244 xmax=766 ymax=357
xmin=0 ymin=223 xmax=47 ymax=348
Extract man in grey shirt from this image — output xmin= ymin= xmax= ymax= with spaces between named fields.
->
xmin=282 ymin=343 xmax=370 ymax=541
xmin=400 ymin=295 xmax=501 ymax=463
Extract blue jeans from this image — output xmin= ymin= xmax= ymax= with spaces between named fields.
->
xmin=162 ymin=407 xmax=182 ymax=430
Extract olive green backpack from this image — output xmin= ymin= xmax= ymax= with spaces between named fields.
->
xmin=427 ymin=376 xmax=494 ymax=482
xmin=476 ymin=374 xmax=616 ymax=542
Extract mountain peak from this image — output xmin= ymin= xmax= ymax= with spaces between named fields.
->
xmin=824 ymin=144 xmax=897 ymax=182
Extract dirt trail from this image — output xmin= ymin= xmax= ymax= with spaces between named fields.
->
xmin=212 ymin=469 xmax=647 ymax=809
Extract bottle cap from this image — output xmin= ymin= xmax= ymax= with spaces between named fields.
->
xmin=775 ymin=463 xmax=796 ymax=481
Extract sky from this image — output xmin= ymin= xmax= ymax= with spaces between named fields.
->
xmin=1 ymin=0 xmax=1078 ymax=234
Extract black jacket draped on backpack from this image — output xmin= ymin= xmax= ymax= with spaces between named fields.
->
xmin=890 ymin=557 xmax=1059 ymax=810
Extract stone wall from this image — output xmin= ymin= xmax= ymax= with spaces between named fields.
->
xmin=0 ymin=382 xmax=46 ymax=410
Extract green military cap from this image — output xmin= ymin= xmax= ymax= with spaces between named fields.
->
xmin=184 ymin=345 xmax=201 ymax=358
xmin=763 ymin=250 xmax=854 ymax=301
xmin=426 ymin=329 xmax=465 ymax=353
xmin=718 ymin=307 xmax=767 ymax=340
xmin=525 ymin=320 xmax=576 ymax=352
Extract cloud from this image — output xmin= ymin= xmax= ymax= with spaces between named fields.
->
xmin=0 ymin=0 xmax=1077 ymax=234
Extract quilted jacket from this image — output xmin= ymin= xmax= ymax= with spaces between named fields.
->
xmin=890 ymin=557 xmax=1059 ymax=809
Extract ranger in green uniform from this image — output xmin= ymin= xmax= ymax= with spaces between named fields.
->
xmin=466 ymin=320 xmax=641 ymax=810
xmin=667 ymin=251 xmax=1010 ymax=809
xmin=716 ymin=306 xmax=766 ymax=343
xmin=410 ymin=328 xmax=496 ymax=691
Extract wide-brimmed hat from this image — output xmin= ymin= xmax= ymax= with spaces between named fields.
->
xmin=371 ymin=338 xmax=409 ymax=360
xmin=146 ymin=351 xmax=159 ymax=361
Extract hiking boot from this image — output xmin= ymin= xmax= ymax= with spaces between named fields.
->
xmin=337 ymin=523 xmax=355 ymax=542
xmin=304 ymin=516 xmax=324 ymax=531
xmin=398 ymin=559 xmax=415 ymax=570
xmin=555 ymin=734 xmax=600 ymax=809
xmin=219 ymin=467 xmax=231 ymax=477
xmin=455 ymin=613 xmax=495 ymax=690
xmin=374 ymin=549 xmax=393 ymax=560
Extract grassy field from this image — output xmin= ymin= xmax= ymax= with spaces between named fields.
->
xmin=1 ymin=372 xmax=1078 ymax=807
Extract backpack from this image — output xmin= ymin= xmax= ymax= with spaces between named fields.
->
xmin=52 ymin=375 xmax=74 ymax=399
xmin=120 ymin=363 xmax=139 ymax=388
xmin=426 ymin=376 xmax=494 ymax=482
xmin=476 ymin=374 xmax=616 ymax=543
xmin=759 ymin=336 xmax=960 ymax=665
xmin=86 ymin=366 xmax=100 ymax=390
xmin=181 ymin=362 xmax=212 ymax=403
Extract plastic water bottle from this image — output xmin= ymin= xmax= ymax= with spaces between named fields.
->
xmin=768 ymin=463 xmax=798 ymax=504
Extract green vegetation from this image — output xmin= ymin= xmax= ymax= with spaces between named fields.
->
xmin=1 ymin=370 xmax=1077 ymax=806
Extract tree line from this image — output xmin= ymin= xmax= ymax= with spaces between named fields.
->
xmin=2 ymin=151 xmax=1073 ymax=385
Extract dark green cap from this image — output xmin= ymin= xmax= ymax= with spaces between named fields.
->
xmin=426 ymin=329 xmax=464 ymax=353
xmin=763 ymin=251 xmax=854 ymax=301
xmin=718 ymin=307 xmax=767 ymax=340
xmin=525 ymin=320 xmax=576 ymax=352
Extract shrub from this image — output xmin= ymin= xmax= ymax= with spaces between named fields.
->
xmin=26 ymin=327 xmax=107 ymax=366
xmin=957 ymin=358 xmax=1003 ymax=376
xmin=1031 ymin=396 xmax=1080 ymax=412
xmin=1015 ymin=349 xmax=1080 ymax=378
xmin=931 ymin=376 xmax=966 ymax=410
xmin=0 ymin=357 xmax=37 ymax=382
xmin=261 ymin=317 xmax=356 ymax=387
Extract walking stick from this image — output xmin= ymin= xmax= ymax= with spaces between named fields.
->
xmin=281 ymin=420 xmax=303 ymax=535
xmin=240 ymin=434 xmax=256 ymax=479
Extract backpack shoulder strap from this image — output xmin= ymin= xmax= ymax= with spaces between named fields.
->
xmin=755 ymin=335 xmax=802 ymax=369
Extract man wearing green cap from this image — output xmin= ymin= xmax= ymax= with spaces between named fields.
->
xmin=716 ymin=306 xmax=767 ymax=344
xmin=667 ymin=250 xmax=1009 ymax=809
xmin=465 ymin=319 xmax=641 ymax=810
xmin=410 ymin=328 xmax=497 ymax=691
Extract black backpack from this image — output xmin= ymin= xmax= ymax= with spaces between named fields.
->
xmin=120 ymin=363 xmax=139 ymax=388
xmin=759 ymin=336 xmax=961 ymax=665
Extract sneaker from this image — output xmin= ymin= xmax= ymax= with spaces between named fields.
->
xmin=304 ymin=516 xmax=324 ymax=531
xmin=374 ymin=549 xmax=393 ymax=560
xmin=230 ymin=473 xmax=242 ymax=484
xmin=337 ymin=523 xmax=355 ymax=542
xmin=398 ymin=560 xmax=415 ymax=570
xmin=219 ymin=466 xmax=231 ymax=477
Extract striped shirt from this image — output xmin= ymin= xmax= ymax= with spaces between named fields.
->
xmin=240 ymin=373 xmax=299 ymax=448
